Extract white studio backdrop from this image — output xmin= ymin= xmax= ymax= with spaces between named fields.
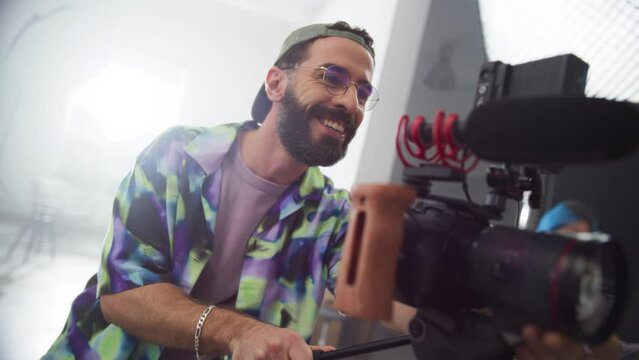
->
xmin=0 ymin=0 xmax=398 ymax=229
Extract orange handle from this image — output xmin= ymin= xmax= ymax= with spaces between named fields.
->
xmin=335 ymin=184 xmax=416 ymax=320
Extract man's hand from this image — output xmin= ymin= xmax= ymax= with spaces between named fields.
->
xmin=229 ymin=321 xmax=315 ymax=360
xmin=310 ymin=345 xmax=337 ymax=353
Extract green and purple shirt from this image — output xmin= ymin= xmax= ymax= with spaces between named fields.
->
xmin=44 ymin=122 xmax=350 ymax=359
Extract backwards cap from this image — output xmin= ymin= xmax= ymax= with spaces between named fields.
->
xmin=251 ymin=22 xmax=374 ymax=123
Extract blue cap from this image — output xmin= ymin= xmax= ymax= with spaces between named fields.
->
xmin=536 ymin=200 xmax=599 ymax=233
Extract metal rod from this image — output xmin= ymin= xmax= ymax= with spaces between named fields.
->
xmin=313 ymin=335 xmax=412 ymax=359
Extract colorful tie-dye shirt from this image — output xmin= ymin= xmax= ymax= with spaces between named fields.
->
xmin=44 ymin=122 xmax=350 ymax=359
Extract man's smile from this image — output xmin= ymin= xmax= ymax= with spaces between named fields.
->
xmin=316 ymin=117 xmax=348 ymax=140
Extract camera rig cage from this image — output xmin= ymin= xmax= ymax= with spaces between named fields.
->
xmin=313 ymin=54 xmax=637 ymax=360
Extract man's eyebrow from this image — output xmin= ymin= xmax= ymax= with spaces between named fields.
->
xmin=322 ymin=63 xmax=373 ymax=85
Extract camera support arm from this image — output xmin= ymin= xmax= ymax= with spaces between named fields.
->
xmin=312 ymin=335 xmax=411 ymax=359
xmin=312 ymin=309 xmax=515 ymax=360
xmin=409 ymin=309 xmax=514 ymax=360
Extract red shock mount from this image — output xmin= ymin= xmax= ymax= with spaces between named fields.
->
xmin=395 ymin=110 xmax=479 ymax=174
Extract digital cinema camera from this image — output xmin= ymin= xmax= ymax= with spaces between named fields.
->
xmin=315 ymin=54 xmax=639 ymax=360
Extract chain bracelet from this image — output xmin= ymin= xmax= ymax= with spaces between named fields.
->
xmin=195 ymin=304 xmax=217 ymax=360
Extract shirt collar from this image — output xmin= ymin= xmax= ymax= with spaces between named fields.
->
xmin=185 ymin=121 xmax=328 ymax=208
xmin=185 ymin=121 xmax=255 ymax=175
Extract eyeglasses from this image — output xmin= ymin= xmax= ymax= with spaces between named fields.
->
xmin=282 ymin=64 xmax=379 ymax=111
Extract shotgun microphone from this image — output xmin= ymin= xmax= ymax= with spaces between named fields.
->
xmin=458 ymin=97 xmax=639 ymax=164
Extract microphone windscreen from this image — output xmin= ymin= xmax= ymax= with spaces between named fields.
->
xmin=463 ymin=97 xmax=639 ymax=164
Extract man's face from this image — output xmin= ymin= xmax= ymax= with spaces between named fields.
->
xmin=276 ymin=86 xmax=357 ymax=166
xmin=276 ymin=36 xmax=374 ymax=167
xmin=556 ymin=220 xmax=592 ymax=235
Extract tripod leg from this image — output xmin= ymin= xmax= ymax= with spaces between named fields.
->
xmin=4 ymin=218 xmax=32 ymax=261
xmin=23 ymin=220 xmax=38 ymax=262
xmin=48 ymin=221 xmax=55 ymax=259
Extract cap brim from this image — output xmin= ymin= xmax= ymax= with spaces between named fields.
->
xmin=251 ymin=84 xmax=271 ymax=123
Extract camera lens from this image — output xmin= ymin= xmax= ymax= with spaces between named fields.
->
xmin=575 ymin=259 xmax=604 ymax=329
xmin=466 ymin=227 xmax=627 ymax=344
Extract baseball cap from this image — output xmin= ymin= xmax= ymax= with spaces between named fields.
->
xmin=536 ymin=200 xmax=599 ymax=233
xmin=251 ymin=22 xmax=375 ymax=123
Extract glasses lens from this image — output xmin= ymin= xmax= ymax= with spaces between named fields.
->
xmin=322 ymin=65 xmax=379 ymax=111
xmin=357 ymin=84 xmax=373 ymax=101
xmin=322 ymin=66 xmax=350 ymax=95
xmin=361 ymin=85 xmax=379 ymax=111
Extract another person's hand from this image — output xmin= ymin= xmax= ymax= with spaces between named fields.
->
xmin=516 ymin=325 xmax=620 ymax=360
xmin=229 ymin=321 xmax=327 ymax=359
xmin=516 ymin=325 xmax=584 ymax=359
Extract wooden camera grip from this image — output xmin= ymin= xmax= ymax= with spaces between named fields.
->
xmin=335 ymin=184 xmax=416 ymax=320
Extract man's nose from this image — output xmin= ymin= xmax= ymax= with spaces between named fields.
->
xmin=332 ymin=84 xmax=362 ymax=115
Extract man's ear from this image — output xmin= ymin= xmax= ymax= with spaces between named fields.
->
xmin=264 ymin=66 xmax=287 ymax=102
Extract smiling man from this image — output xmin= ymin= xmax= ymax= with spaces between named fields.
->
xmin=44 ymin=21 xmax=378 ymax=360
xmin=43 ymin=20 xmax=619 ymax=360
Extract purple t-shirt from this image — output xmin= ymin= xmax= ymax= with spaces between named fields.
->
xmin=190 ymin=133 xmax=288 ymax=306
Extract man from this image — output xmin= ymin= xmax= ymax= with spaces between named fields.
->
xmin=44 ymin=20 xmax=593 ymax=360
xmin=44 ymin=21 xmax=377 ymax=359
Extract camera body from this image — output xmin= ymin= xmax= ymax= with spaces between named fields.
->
xmin=335 ymin=54 xmax=632 ymax=360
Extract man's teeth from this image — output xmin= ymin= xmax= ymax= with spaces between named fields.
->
xmin=321 ymin=119 xmax=345 ymax=134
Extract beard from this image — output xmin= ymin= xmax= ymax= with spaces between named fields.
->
xmin=276 ymin=89 xmax=356 ymax=167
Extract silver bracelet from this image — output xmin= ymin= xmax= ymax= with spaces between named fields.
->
xmin=195 ymin=304 xmax=216 ymax=360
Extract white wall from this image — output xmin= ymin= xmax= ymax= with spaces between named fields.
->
xmin=0 ymin=0 xmax=399 ymax=227
xmin=354 ymin=0 xmax=433 ymax=186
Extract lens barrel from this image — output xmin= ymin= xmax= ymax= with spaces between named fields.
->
xmin=467 ymin=226 xmax=628 ymax=344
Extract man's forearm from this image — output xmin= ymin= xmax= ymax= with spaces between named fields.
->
xmin=100 ymin=282 xmax=255 ymax=356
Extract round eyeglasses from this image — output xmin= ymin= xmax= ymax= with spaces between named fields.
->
xmin=282 ymin=64 xmax=379 ymax=111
